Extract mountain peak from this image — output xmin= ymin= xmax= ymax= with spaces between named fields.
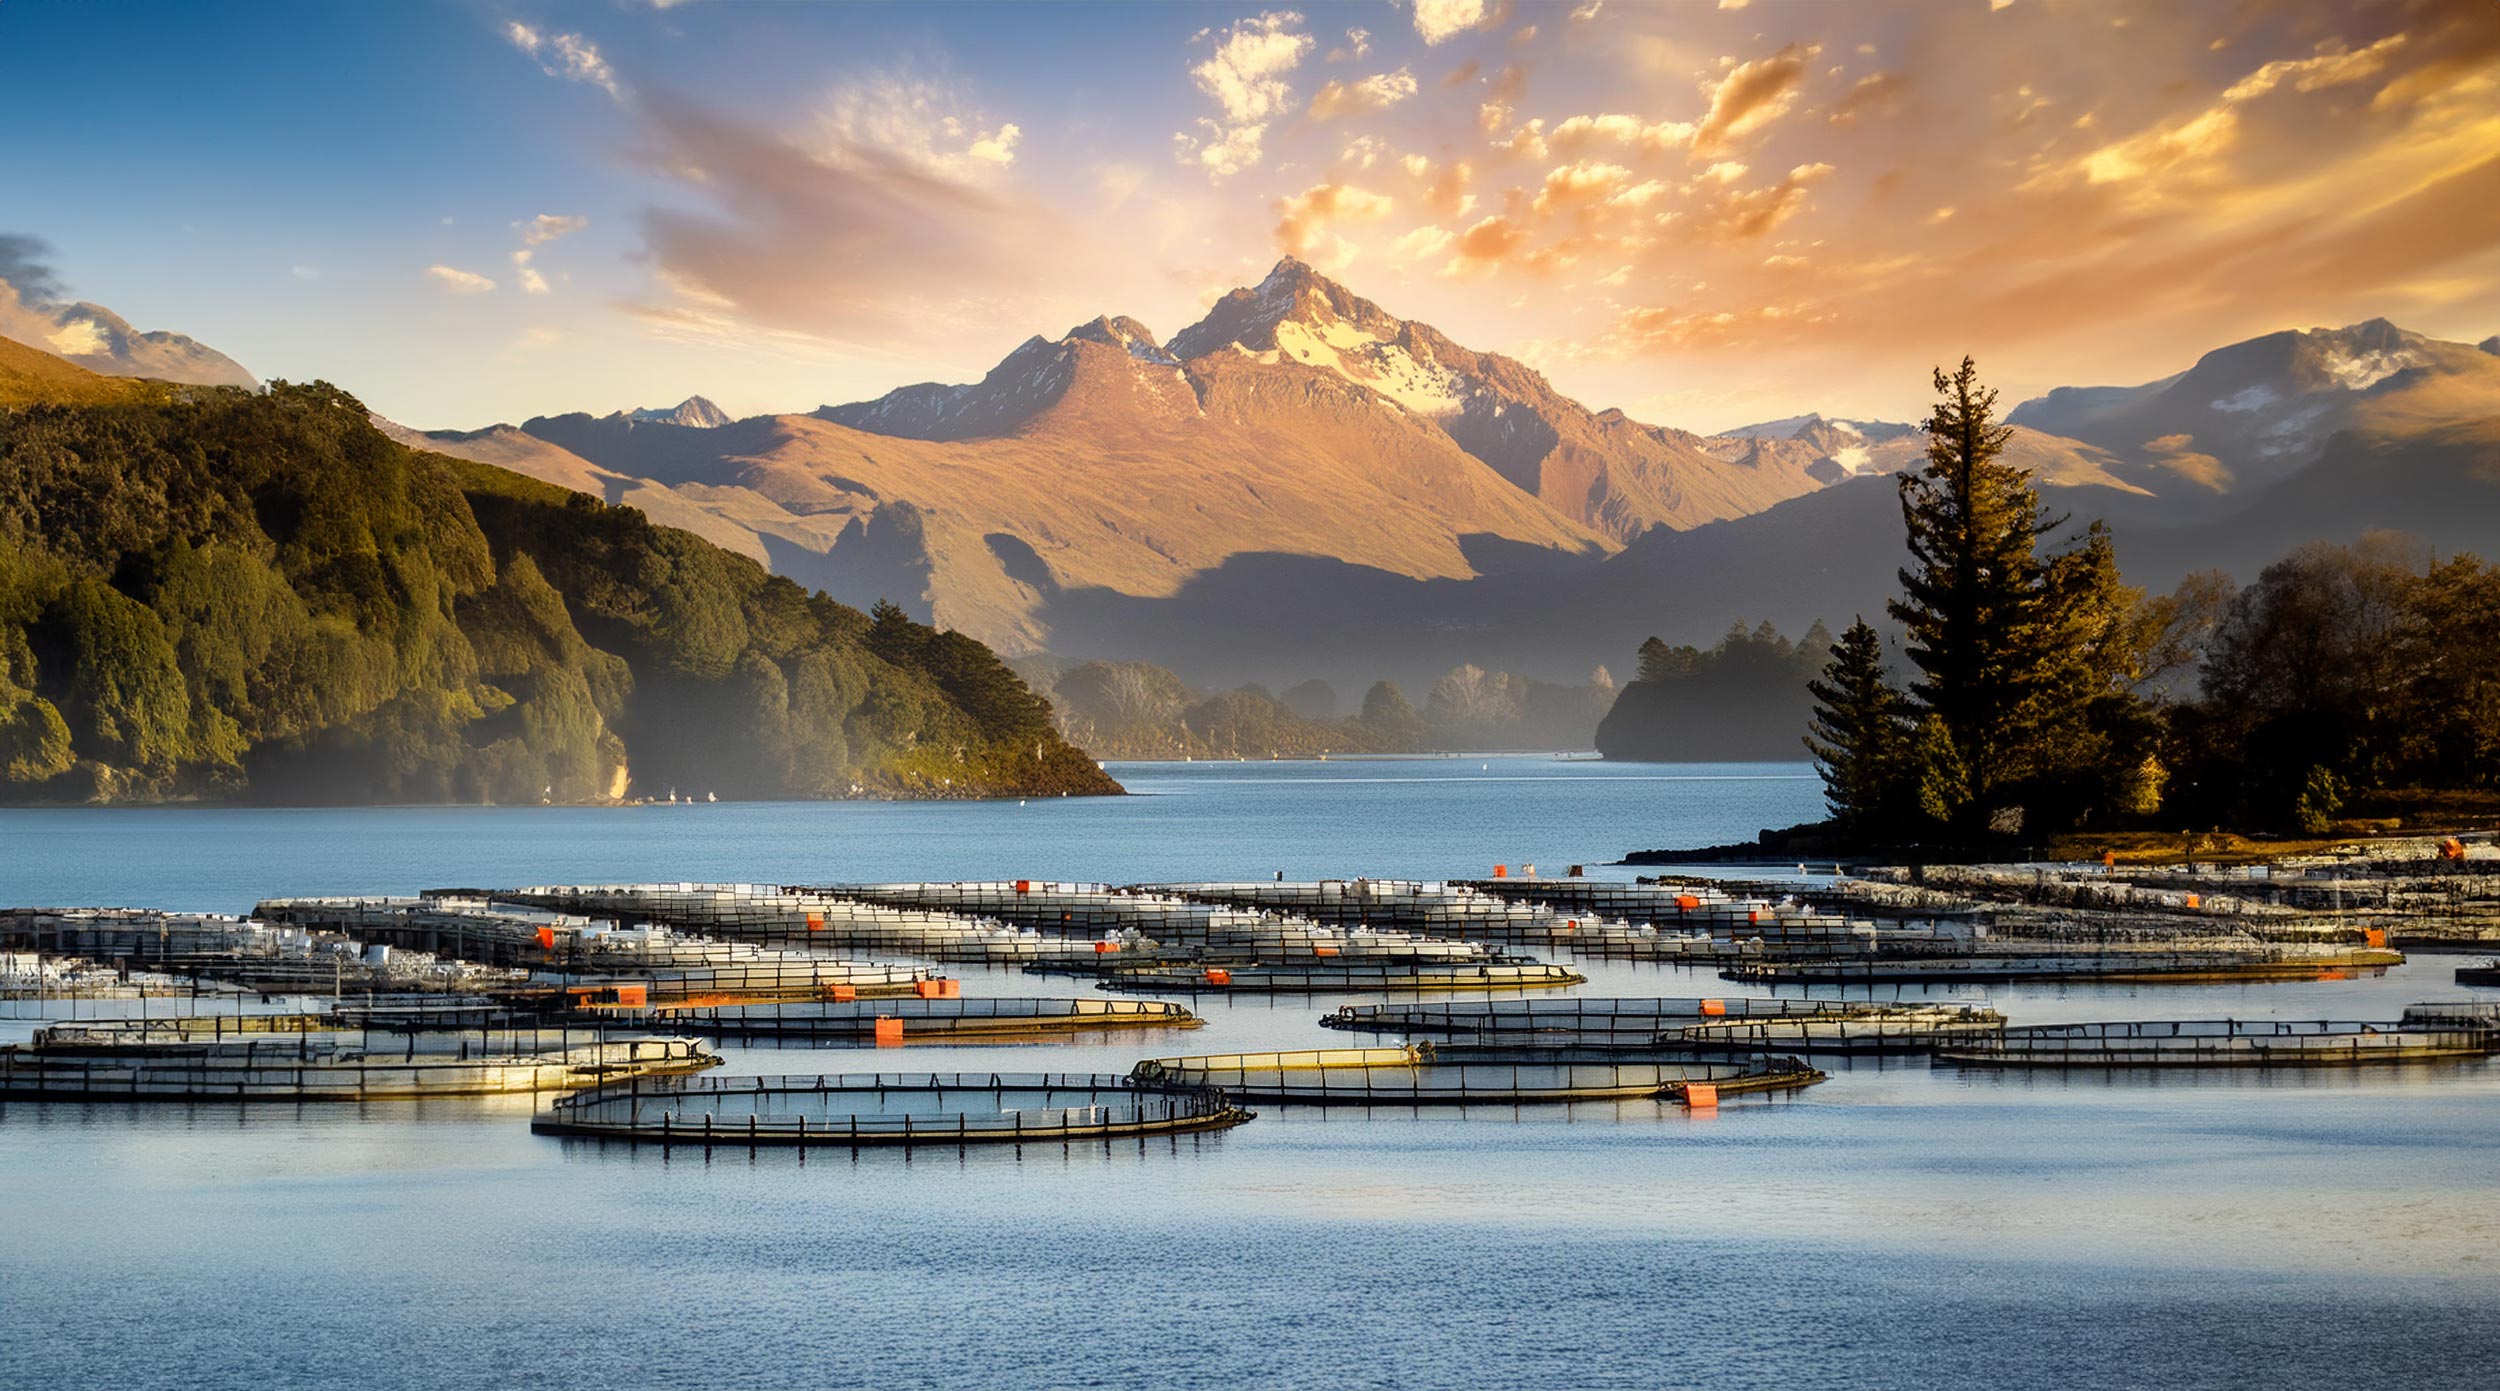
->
xmin=1065 ymin=315 xmax=1175 ymax=363
xmin=618 ymin=395 xmax=730 ymax=428
xmin=1170 ymin=258 xmax=1408 ymax=364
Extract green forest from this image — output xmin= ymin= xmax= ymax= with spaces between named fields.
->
xmin=0 ymin=377 xmax=1116 ymax=803
xmin=1594 ymin=621 xmax=1835 ymax=761
xmin=1039 ymin=659 xmax=1616 ymax=758
xmin=1799 ymin=358 xmax=2500 ymax=850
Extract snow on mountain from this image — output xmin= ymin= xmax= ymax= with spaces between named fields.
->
xmin=615 ymin=395 xmax=732 ymax=428
xmin=2006 ymin=318 xmax=2495 ymax=494
xmin=1148 ymin=258 xmax=1829 ymax=540
xmin=0 ymin=275 xmax=257 ymax=389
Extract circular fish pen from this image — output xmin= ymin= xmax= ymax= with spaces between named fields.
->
xmin=531 ymin=1071 xmax=1254 ymax=1146
xmin=0 ymin=1021 xmax=718 ymax=1101
xmin=1130 ymin=1045 xmax=1823 ymax=1104
xmin=1934 ymin=1017 xmax=2500 ymax=1068
xmin=1098 ymin=962 xmax=1585 ymax=994
xmin=1319 ymin=996 xmax=1993 ymax=1046
xmin=1722 ymin=949 xmax=2403 ymax=987
xmin=656 ymin=997 xmax=1202 ymax=1042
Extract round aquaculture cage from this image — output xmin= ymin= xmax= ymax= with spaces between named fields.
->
xmin=1129 ymin=1045 xmax=1824 ymax=1105
xmin=0 ymin=1024 xmax=718 ymax=1101
xmin=530 ymin=1071 xmax=1255 ymax=1146
xmin=1098 ymin=961 xmax=1585 ymax=995
xmin=1319 ymin=997 xmax=1998 ymax=1048
xmin=658 ymin=997 xmax=1202 ymax=1042
xmin=1933 ymin=1018 xmax=2500 ymax=1068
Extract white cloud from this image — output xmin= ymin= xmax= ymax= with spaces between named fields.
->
xmin=426 ymin=265 xmax=495 ymax=295
xmin=518 ymin=213 xmax=589 ymax=246
xmin=1550 ymin=112 xmax=1697 ymax=154
xmin=818 ymin=75 xmax=1027 ymax=182
xmin=1411 ymin=0 xmax=1489 ymax=46
xmin=1177 ymin=119 xmax=1269 ymax=177
xmin=510 ymin=248 xmax=551 ymax=295
xmin=1193 ymin=12 xmax=1313 ymax=123
xmin=966 ymin=122 xmax=1022 ymax=166
xmin=1329 ymin=27 xmax=1373 ymax=62
xmin=1393 ymin=225 xmax=1456 ymax=261
xmin=1177 ymin=12 xmax=1313 ymax=178
xmin=1311 ymin=68 xmax=1419 ymax=120
xmin=504 ymin=23 xmax=621 ymax=101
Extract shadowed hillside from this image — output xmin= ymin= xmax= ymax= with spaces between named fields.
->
xmin=0 ymin=340 xmax=1114 ymax=803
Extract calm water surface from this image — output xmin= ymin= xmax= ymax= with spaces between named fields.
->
xmin=3 ymin=759 xmax=2496 ymax=1390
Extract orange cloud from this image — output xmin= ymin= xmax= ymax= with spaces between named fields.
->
xmin=1273 ymin=182 xmax=1395 ymax=269
xmin=1694 ymin=43 xmax=1815 ymax=152
xmin=1310 ymin=68 xmax=1420 ymax=120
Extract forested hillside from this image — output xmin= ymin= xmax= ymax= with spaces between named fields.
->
xmin=0 ymin=367 xmax=1116 ymax=803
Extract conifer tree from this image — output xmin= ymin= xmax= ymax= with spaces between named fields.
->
xmin=1803 ymin=617 xmax=1906 ymax=829
xmin=1634 ymin=636 xmax=1675 ymax=684
xmin=1888 ymin=357 xmax=2061 ymax=822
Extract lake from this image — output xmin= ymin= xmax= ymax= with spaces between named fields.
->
xmin=3 ymin=758 xmax=2496 ymax=1390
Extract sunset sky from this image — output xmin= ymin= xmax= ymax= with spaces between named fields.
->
xmin=5 ymin=0 xmax=2496 ymax=432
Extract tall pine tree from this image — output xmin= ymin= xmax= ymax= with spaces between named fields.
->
xmin=1803 ymin=617 xmax=1907 ymax=830
xmin=1888 ymin=357 xmax=2063 ymax=826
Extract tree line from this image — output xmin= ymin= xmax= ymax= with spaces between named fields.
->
xmin=1038 ymin=658 xmax=1619 ymax=759
xmin=1804 ymin=359 xmax=2497 ymax=845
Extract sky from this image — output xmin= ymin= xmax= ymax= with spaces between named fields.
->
xmin=3 ymin=0 xmax=2496 ymax=433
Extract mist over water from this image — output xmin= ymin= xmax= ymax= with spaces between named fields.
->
xmin=5 ymin=759 xmax=2497 ymax=1390
xmin=0 ymin=758 xmax=1822 ymax=912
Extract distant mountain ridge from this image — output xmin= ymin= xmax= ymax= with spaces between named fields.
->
xmin=28 ymin=254 xmax=2491 ymax=704
xmin=0 ymin=274 xmax=256 ymax=390
xmin=616 ymin=395 xmax=731 ymax=428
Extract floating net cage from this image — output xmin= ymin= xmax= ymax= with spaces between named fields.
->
xmin=3 ymin=908 xmax=523 ymax=996
xmin=468 ymin=885 xmax=1088 ymax=965
xmin=1136 ymin=879 xmax=1914 ymax=953
xmin=531 ymin=1071 xmax=1254 ymax=1146
xmin=659 ymin=997 xmax=1202 ymax=1042
xmin=1319 ymin=997 xmax=2003 ymax=1052
xmin=260 ymin=898 xmax=931 ymax=994
xmin=1723 ymin=948 xmax=2404 ymax=986
xmin=1934 ymin=1014 xmax=2500 ymax=1068
xmin=0 ymin=1017 xmax=718 ymax=1101
xmin=1098 ymin=961 xmax=1585 ymax=995
xmin=1130 ymin=1045 xmax=1823 ymax=1104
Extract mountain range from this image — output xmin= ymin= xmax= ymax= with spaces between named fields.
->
xmin=14 ymin=258 xmax=2498 ymax=699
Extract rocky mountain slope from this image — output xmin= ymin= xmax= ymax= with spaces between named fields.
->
xmin=617 ymin=395 xmax=731 ymax=428
xmin=2008 ymin=318 xmax=2493 ymax=496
